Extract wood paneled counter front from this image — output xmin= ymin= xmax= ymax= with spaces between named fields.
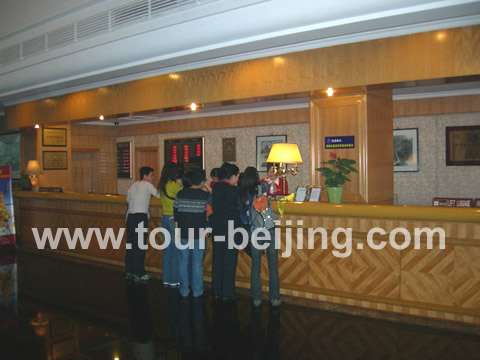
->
xmin=13 ymin=191 xmax=480 ymax=325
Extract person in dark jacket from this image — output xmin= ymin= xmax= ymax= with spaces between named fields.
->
xmin=211 ymin=162 xmax=241 ymax=302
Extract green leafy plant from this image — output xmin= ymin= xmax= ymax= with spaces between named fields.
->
xmin=315 ymin=153 xmax=358 ymax=187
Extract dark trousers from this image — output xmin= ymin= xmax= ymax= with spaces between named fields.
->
xmin=212 ymin=239 xmax=238 ymax=299
xmin=125 ymin=213 xmax=148 ymax=277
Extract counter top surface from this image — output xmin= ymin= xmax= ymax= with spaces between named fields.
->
xmin=13 ymin=191 xmax=480 ymax=223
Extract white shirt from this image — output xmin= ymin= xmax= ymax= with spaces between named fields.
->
xmin=126 ymin=180 xmax=160 ymax=216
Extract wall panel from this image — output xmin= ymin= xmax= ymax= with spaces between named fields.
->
xmin=7 ymin=26 xmax=480 ymax=128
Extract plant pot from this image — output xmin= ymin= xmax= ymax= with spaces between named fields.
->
xmin=326 ymin=187 xmax=344 ymax=203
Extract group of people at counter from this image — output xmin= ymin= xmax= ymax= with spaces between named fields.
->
xmin=125 ymin=162 xmax=288 ymax=308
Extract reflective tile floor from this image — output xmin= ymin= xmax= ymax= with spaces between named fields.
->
xmin=1 ymin=246 xmax=479 ymax=360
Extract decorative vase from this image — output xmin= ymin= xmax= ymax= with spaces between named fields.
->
xmin=326 ymin=186 xmax=344 ymax=203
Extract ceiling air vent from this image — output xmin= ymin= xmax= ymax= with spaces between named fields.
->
xmin=22 ymin=35 xmax=46 ymax=58
xmin=151 ymin=0 xmax=196 ymax=16
xmin=47 ymin=24 xmax=75 ymax=50
xmin=0 ymin=44 xmax=21 ymax=66
xmin=77 ymin=13 xmax=110 ymax=41
xmin=111 ymin=0 xmax=150 ymax=29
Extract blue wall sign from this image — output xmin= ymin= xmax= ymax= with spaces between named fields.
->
xmin=325 ymin=136 xmax=355 ymax=149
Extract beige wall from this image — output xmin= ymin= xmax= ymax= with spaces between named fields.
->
xmin=394 ymin=112 xmax=480 ymax=206
xmin=117 ymin=123 xmax=310 ymax=195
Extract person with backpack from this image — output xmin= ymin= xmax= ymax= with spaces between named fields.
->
xmin=239 ymin=166 xmax=281 ymax=308
xmin=159 ymin=162 xmax=183 ymax=288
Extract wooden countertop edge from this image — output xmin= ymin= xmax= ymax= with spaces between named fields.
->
xmin=271 ymin=201 xmax=480 ymax=223
xmin=13 ymin=191 xmax=480 ymax=223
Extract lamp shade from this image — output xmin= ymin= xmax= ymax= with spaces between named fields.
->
xmin=266 ymin=143 xmax=303 ymax=164
xmin=25 ymin=160 xmax=42 ymax=176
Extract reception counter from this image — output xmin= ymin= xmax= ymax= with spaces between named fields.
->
xmin=13 ymin=191 xmax=480 ymax=325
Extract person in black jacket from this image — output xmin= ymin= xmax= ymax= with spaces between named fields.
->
xmin=211 ymin=162 xmax=241 ymax=302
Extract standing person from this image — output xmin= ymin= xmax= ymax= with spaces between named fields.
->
xmin=211 ymin=162 xmax=241 ymax=302
xmin=159 ymin=163 xmax=182 ymax=288
xmin=261 ymin=163 xmax=288 ymax=196
xmin=126 ymin=166 xmax=160 ymax=283
xmin=174 ymin=169 xmax=211 ymax=298
xmin=239 ymin=167 xmax=280 ymax=308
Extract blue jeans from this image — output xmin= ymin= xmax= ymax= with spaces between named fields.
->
xmin=179 ymin=238 xmax=205 ymax=297
xmin=250 ymin=228 xmax=280 ymax=302
xmin=162 ymin=215 xmax=179 ymax=284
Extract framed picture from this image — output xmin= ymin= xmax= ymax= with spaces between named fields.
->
xmin=308 ymin=186 xmax=323 ymax=202
xmin=42 ymin=127 xmax=67 ymax=147
xmin=256 ymin=135 xmax=287 ymax=171
xmin=295 ymin=185 xmax=310 ymax=202
xmin=446 ymin=125 xmax=480 ymax=166
xmin=0 ymin=133 xmax=20 ymax=179
xmin=393 ymin=128 xmax=419 ymax=172
xmin=222 ymin=138 xmax=236 ymax=162
xmin=43 ymin=151 xmax=67 ymax=170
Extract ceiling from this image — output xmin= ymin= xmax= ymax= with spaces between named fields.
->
xmin=1 ymin=0 xmax=480 ymax=115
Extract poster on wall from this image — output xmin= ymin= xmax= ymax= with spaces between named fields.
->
xmin=393 ymin=128 xmax=419 ymax=172
xmin=0 ymin=133 xmax=20 ymax=179
xmin=0 ymin=167 xmax=16 ymax=246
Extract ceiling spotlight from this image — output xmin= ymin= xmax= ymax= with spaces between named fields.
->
xmin=327 ymin=88 xmax=334 ymax=96
xmin=190 ymin=103 xmax=197 ymax=111
xmin=169 ymin=73 xmax=180 ymax=80
xmin=34 ymin=124 xmax=40 ymax=129
xmin=99 ymin=115 xmax=104 ymax=120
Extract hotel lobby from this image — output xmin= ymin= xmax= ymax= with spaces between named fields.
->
xmin=1 ymin=1 xmax=480 ymax=359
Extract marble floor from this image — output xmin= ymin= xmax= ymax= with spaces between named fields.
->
xmin=1 ymin=246 xmax=479 ymax=360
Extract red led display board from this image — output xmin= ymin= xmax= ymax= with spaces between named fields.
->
xmin=164 ymin=137 xmax=204 ymax=174
xmin=117 ymin=142 xmax=132 ymax=178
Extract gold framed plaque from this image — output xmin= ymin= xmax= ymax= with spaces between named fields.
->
xmin=446 ymin=125 xmax=480 ymax=166
xmin=43 ymin=151 xmax=67 ymax=170
xmin=42 ymin=127 xmax=67 ymax=147
xmin=222 ymin=138 xmax=236 ymax=162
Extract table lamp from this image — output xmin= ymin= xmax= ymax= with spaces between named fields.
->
xmin=266 ymin=143 xmax=303 ymax=195
xmin=25 ymin=160 xmax=42 ymax=191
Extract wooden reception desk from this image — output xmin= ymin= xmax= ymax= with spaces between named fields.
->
xmin=13 ymin=191 xmax=480 ymax=325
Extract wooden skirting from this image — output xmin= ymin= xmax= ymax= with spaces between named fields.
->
xmin=13 ymin=191 xmax=480 ymax=325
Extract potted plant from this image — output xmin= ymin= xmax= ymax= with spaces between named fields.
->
xmin=315 ymin=153 xmax=358 ymax=203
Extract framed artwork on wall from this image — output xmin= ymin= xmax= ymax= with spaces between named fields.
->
xmin=42 ymin=127 xmax=67 ymax=147
xmin=43 ymin=151 xmax=67 ymax=170
xmin=446 ymin=125 xmax=480 ymax=166
xmin=0 ymin=133 xmax=20 ymax=179
xmin=256 ymin=135 xmax=287 ymax=172
xmin=393 ymin=128 xmax=419 ymax=172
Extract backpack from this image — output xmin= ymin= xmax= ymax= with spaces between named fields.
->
xmin=251 ymin=193 xmax=278 ymax=230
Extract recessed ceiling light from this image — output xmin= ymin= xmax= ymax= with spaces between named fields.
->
xmin=327 ymin=88 xmax=334 ymax=96
xmin=99 ymin=115 xmax=104 ymax=120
